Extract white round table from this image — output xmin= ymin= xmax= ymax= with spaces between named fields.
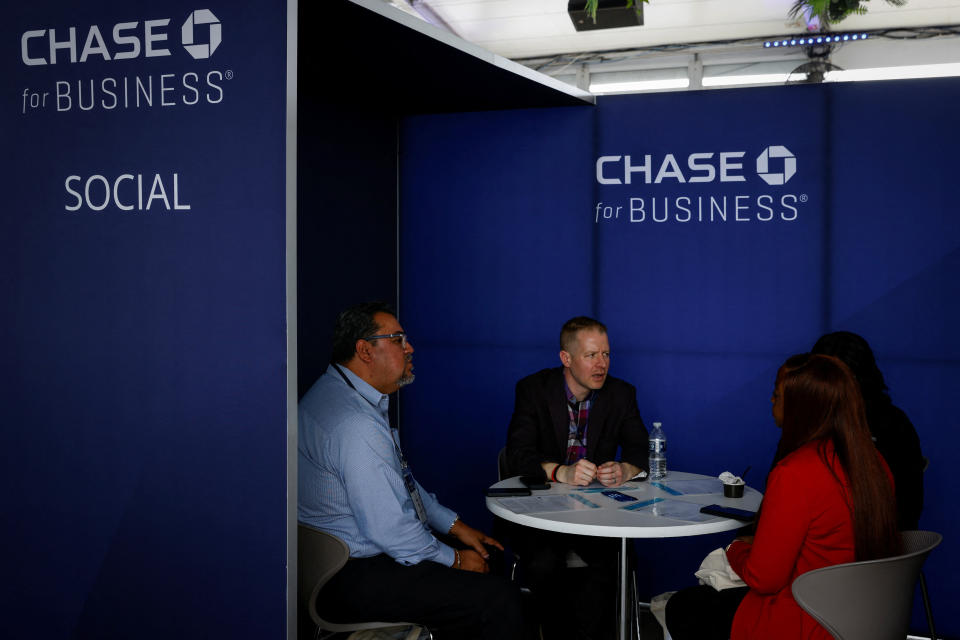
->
xmin=486 ymin=471 xmax=763 ymax=640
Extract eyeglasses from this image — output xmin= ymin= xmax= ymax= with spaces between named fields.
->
xmin=363 ymin=332 xmax=409 ymax=349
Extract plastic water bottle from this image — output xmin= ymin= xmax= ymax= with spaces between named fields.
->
xmin=648 ymin=421 xmax=667 ymax=480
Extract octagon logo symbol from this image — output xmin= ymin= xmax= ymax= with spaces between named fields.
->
xmin=182 ymin=9 xmax=221 ymax=59
xmin=756 ymin=145 xmax=796 ymax=186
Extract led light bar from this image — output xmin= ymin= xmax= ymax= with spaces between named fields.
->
xmin=825 ymin=63 xmax=960 ymax=82
xmin=590 ymin=78 xmax=690 ymax=94
xmin=763 ymin=33 xmax=868 ymax=48
xmin=702 ymin=73 xmax=799 ymax=87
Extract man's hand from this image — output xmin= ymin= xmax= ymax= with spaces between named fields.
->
xmin=558 ymin=458 xmax=597 ymax=486
xmin=597 ymin=461 xmax=642 ymax=486
xmin=597 ymin=461 xmax=624 ymax=486
xmin=449 ymin=519 xmax=504 ymax=559
xmin=454 ymin=549 xmax=490 ymax=573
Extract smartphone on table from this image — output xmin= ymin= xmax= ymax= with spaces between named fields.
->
xmin=519 ymin=475 xmax=550 ymax=490
xmin=699 ymin=504 xmax=757 ymax=522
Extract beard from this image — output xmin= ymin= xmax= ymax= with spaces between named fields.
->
xmin=397 ymin=356 xmax=415 ymax=387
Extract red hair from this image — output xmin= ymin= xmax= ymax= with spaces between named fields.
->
xmin=777 ymin=354 xmax=901 ymax=560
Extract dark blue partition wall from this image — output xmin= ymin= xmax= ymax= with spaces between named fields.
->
xmin=400 ymin=79 xmax=960 ymax=636
xmin=2 ymin=3 xmax=288 ymax=638
xmin=825 ymin=81 xmax=960 ymax=629
xmin=297 ymin=100 xmax=398 ymax=397
xmin=399 ymin=107 xmax=595 ymax=516
xmin=594 ymin=86 xmax=829 ymax=481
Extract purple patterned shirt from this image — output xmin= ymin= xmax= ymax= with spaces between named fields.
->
xmin=564 ymin=380 xmax=596 ymax=464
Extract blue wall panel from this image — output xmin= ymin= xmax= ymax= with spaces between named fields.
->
xmin=2 ymin=3 xmax=288 ymax=638
xmin=826 ymin=79 xmax=960 ymax=627
xmin=400 ymin=107 xmax=597 ymax=346
xmin=595 ymin=86 xmax=830 ymax=488
xmin=399 ymin=107 xmax=595 ymax=520
xmin=297 ymin=100 xmax=398 ymax=397
xmin=399 ymin=79 xmax=959 ymax=637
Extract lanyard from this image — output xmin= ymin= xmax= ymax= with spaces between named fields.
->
xmin=333 ymin=364 xmax=374 ymax=405
xmin=332 ymin=364 xmax=428 ymax=524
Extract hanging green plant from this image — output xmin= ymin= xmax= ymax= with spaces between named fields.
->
xmin=788 ymin=0 xmax=906 ymax=27
xmin=584 ymin=0 xmax=648 ymax=24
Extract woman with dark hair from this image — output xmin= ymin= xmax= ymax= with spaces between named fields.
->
xmin=811 ymin=331 xmax=924 ymax=529
xmin=665 ymin=354 xmax=901 ymax=640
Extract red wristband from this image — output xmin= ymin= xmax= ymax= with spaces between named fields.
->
xmin=551 ymin=464 xmax=560 ymax=482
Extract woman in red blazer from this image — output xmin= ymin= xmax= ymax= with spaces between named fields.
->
xmin=666 ymin=353 xmax=901 ymax=640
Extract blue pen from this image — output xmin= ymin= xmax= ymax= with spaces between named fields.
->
xmin=624 ymin=497 xmax=665 ymax=511
xmin=650 ymin=481 xmax=682 ymax=496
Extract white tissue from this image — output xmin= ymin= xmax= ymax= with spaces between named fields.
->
xmin=718 ymin=471 xmax=744 ymax=485
xmin=696 ymin=548 xmax=747 ymax=590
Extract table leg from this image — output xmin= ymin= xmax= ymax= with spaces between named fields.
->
xmin=632 ymin=568 xmax=642 ymax=640
xmin=620 ymin=537 xmax=627 ymax=640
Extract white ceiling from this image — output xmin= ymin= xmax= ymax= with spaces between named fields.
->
xmin=383 ymin=0 xmax=960 ymax=92
xmin=415 ymin=0 xmax=960 ymax=60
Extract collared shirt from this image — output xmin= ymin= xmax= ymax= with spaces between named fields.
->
xmin=564 ymin=380 xmax=596 ymax=464
xmin=298 ymin=364 xmax=457 ymax=566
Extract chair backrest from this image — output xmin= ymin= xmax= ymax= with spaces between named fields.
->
xmin=298 ymin=523 xmax=351 ymax=629
xmin=498 ymin=446 xmax=510 ymax=481
xmin=298 ymin=523 xmax=418 ymax=634
xmin=791 ymin=530 xmax=942 ymax=640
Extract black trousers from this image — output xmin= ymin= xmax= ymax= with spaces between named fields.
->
xmin=317 ymin=554 xmax=524 ymax=640
xmin=664 ymin=584 xmax=749 ymax=640
xmin=514 ymin=528 xmax=620 ymax=640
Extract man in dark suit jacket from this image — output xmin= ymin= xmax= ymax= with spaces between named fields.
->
xmin=504 ymin=316 xmax=649 ymax=639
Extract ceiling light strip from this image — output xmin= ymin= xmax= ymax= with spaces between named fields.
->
xmin=764 ymin=33 xmax=869 ymax=48
xmin=590 ymin=78 xmax=691 ymax=93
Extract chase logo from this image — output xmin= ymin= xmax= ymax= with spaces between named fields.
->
xmin=756 ymin=146 xmax=796 ymax=186
xmin=20 ymin=9 xmax=223 ymax=65
xmin=182 ymin=10 xmax=221 ymax=60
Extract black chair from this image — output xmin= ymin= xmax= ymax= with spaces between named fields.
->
xmin=791 ymin=530 xmax=942 ymax=640
xmin=496 ymin=448 xmax=635 ymax=637
xmin=495 ymin=447 xmax=529 ymax=583
xmin=497 ymin=445 xmax=511 ymax=481
xmin=297 ymin=523 xmax=429 ymax=639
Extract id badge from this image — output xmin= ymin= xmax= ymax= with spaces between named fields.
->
xmin=402 ymin=465 xmax=428 ymax=524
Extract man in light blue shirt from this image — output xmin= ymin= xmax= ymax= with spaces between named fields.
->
xmin=299 ymin=302 xmax=522 ymax=639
